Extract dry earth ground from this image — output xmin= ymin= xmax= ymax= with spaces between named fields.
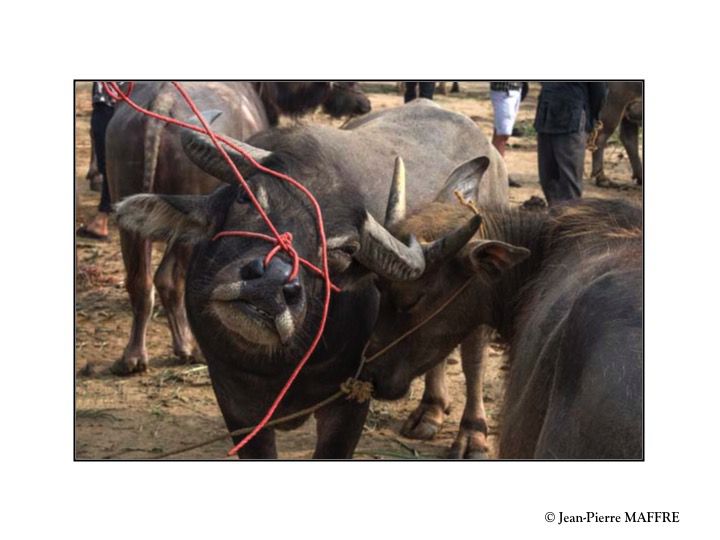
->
xmin=74 ymin=82 xmax=642 ymax=460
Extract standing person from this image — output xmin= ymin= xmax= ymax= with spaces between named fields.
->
xmin=77 ymin=82 xmax=117 ymax=240
xmin=490 ymin=81 xmax=526 ymax=187
xmin=534 ymin=81 xmax=608 ymax=204
xmin=403 ymin=81 xmax=436 ymax=103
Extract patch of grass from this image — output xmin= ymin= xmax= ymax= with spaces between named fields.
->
xmin=356 ymin=438 xmax=436 ymax=460
xmin=144 ymin=366 xmax=210 ymax=388
xmin=150 ymin=405 xmax=167 ymax=418
xmin=513 ymin=120 xmax=536 ymax=138
xmin=359 ymin=82 xmax=401 ymax=95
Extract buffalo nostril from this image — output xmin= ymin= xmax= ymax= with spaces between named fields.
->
xmin=240 ymin=258 xmax=265 ymax=280
xmin=283 ymin=279 xmax=302 ymax=305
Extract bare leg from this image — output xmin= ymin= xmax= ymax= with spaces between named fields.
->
xmin=313 ymin=398 xmax=370 ymax=458
xmin=492 ymin=132 xmax=509 ymax=157
xmin=82 ymin=211 xmax=109 ymax=237
xmin=448 ymin=328 xmax=490 ymax=459
xmin=112 ymin=230 xmax=153 ymax=375
xmin=400 ymin=360 xmax=451 ymax=440
xmin=153 ymin=243 xmax=200 ymax=362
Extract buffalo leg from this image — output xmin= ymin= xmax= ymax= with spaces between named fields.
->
xmin=112 ymin=230 xmax=153 ymax=375
xmin=400 ymin=360 xmax=451 ymax=440
xmin=620 ymin=117 xmax=643 ymax=185
xmin=313 ymin=398 xmax=370 ymax=459
xmin=153 ymin=243 xmax=200 ymax=363
xmin=228 ymin=426 xmax=278 ymax=459
xmin=590 ymin=100 xmax=624 ymax=185
xmin=447 ymin=328 xmax=490 ymax=459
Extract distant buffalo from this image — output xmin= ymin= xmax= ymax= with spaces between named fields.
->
xmin=591 ymin=81 xmax=643 ymax=186
xmin=106 ymin=81 xmax=371 ymax=375
xmin=364 ymin=196 xmax=642 ymax=459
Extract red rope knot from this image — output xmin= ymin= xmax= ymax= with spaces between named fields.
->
xmin=263 ymin=232 xmax=300 ymax=281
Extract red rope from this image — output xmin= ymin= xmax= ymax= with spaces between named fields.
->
xmin=104 ymin=82 xmax=340 ymax=455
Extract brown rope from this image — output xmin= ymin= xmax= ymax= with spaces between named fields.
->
xmin=454 ymin=189 xmax=480 ymax=215
xmin=586 ymin=120 xmax=604 ymax=152
xmin=360 ymin=277 xmax=475 ymax=365
xmin=145 ymin=377 xmax=374 ymax=459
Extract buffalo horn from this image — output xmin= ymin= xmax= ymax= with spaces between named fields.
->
xmin=384 ymin=156 xmax=407 ymax=228
xmin=355 ymin=212 xmax=426 ymax=281
xmin=423 ymin=215 xmax=482 ymax=268
xmin=181 ymin=130 xmax=272 ymax=184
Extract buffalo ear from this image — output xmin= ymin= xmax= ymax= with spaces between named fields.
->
xmin=466 ymin=240 xmax=530 ymax=278
xmin=115 ymin=193 xmax=215 ymax=244
xmin=434 ymin=156 xmax=491 ymax=202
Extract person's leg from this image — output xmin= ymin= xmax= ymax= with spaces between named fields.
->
xmin=492 ymin=131 xmax=510 ymax=157
xmin=545 ymin=131 xmax=586 ymax=203
xmin=492 ymin=90 xmax=521 ymax=186
xmin=82 ymin=104 xmax=115 ymax=237
xmin=555 ymin=130 xmax=586 ymax=200
xmin=538 ymin=132 xmax=561 ymax=203
xmin=419 ymin=81 xmax=436 ymax=100
xmin=404 ymin=82 xmax=419 ymax=103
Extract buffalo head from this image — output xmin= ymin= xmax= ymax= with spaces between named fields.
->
xmin=323 ymin=82 xmax=372 ymax=118
xmin=115 ymin=130 xmax=425 ymax=357
xmin=362 ymin=159 xmax=530 ymax=399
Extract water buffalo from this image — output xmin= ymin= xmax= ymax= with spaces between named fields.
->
xmin=590 ymin=81 xmax=643 ymax=186
xmin=364 ymin=197 xmax=642 ymax=459
xmin=115 ymin=99 xmax=508 ymax=457
xmin=105 ymin=81 xmax=371 ymax=375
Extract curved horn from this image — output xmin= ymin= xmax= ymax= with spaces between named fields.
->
xmin=181 ymin=130 xmax=272 ymax=185
xmin=423 ymin=215 xmax=482 ymax=268
xmin=355 ymin=212 xmax=426 ymax=281
xmin=384 ymin=156 xmax=407 ymax=228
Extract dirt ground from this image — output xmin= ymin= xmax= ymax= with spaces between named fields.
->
xmin=74 ymin=82 xmax=642 ymax=460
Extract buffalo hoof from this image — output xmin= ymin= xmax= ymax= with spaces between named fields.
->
xmin=400 ymin=403 xmax=448 ymax=440
xmin=110 ymin=353 xmax=148 ymax=376
xmin=175 ymin=347 xmax=205 ymax=365
xmin=594 ymin=175 xmax=622 ymax=189
xmin=447 ymin=425 xmax=489 ymax=459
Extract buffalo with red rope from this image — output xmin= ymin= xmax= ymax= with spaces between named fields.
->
xmin=114 ymin=86 xmax=507 ymax=458
xmin=103 ymin=82 xmax=371 ymax=377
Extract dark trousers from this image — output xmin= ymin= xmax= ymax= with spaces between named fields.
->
xmin=91 ymin=102 xmax=115 ymax=213
xmin=537 ymin=131 xmax=586 ymax=204
xmin=404 ymin=82 xmax=435 ymax=103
